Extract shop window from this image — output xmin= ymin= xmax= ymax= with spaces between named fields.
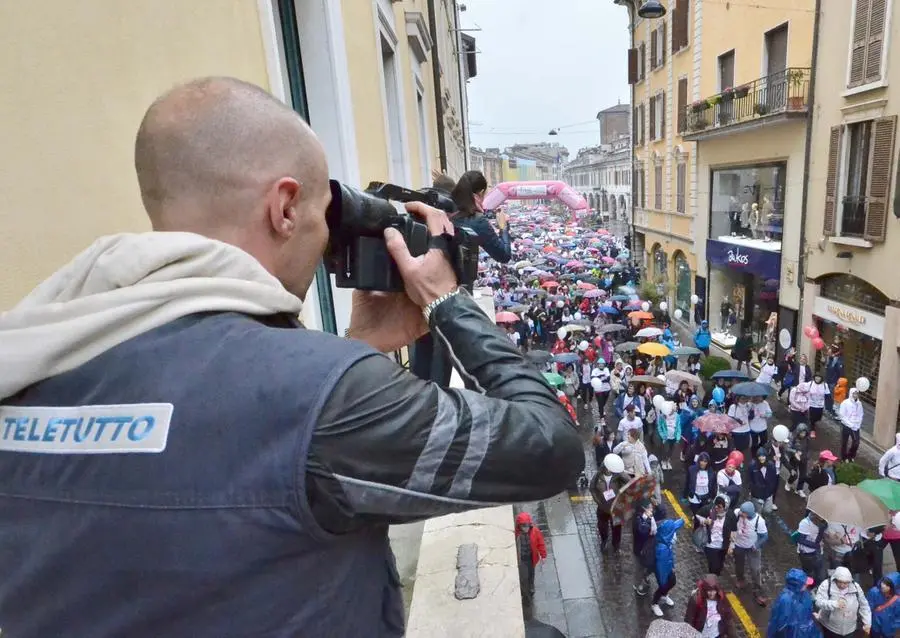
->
xmin=653 ymin=245 xmax=668 ymax=282
xmin=709 ymin=163 xmax=786 ymax=248
xmin=674 ymin=252 xmax=691 ymax=314
xmin=819 ymin=274 xmax=888 ymax=315
xmin=824 ymin=117 xmax=896 ymax=242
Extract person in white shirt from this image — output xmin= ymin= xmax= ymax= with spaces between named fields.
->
xmin=618 ymin=404 xmax=644 ymax=442
xmin=807 ymin=371 xmax=830 ymax=435
xmin=796 ymin=512 xmax=828 ymax=585
xmin=729 ymin=501 xmax=769 ymax=606
xmin=878 ymin=433 xmax=900 ymax=480
xmin=506 ymin=325 xmax=521 ymax=348
xmin=756 ymin=355 xmax=778 ymax=385
xmin=839 ymin=388 xmax=865 ymax=463
xmin=580 ymin=360 xmax=594 ymax=407
xmin=814 ymin=566 xmax=871 ymax=637
xmin=823 ymin=522 xmax=860 ymax=572
xmin=590 ymin=361 xmax=612 ymax=416
xmin=716 ymin=456 xmax=743 ymax=507
xmin=748 ymin=396 xmax=772 ymax=454
xmin=694 ymin=496 xmax=730 ymax=576
xmin=727 ymin=397 xmax=752 ymax=454
xmin=614 ymin=428 xmax=651 ymax=477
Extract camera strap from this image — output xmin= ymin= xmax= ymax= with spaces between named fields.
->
xmin=428 ymin=232 xmax=465 ymax=284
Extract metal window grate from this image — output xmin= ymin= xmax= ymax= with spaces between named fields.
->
xmin=818 ymin=274 xmax=888 ymax=315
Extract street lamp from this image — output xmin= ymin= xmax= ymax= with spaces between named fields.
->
xmin=637 ymin=0 xmax=666 ymax=18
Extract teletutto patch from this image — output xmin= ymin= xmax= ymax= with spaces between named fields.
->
xmin=0 ymin=403 xmax=173 ymax=454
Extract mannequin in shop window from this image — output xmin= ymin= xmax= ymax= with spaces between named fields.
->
xmin=738 ymin=202 xmax=751 ymax=236
xmin=729 ymin=197 xmax=742 ymax=236
xmin=720 ymin=298 xmax=732 ymax=333
xmin=761 ymin=196 xmax=774 ymax=242
xmin=750 ymin=203 xmax=761 ymax=240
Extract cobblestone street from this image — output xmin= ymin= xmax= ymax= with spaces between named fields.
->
xmin=523 ymin=385 xmax=893 ymax=638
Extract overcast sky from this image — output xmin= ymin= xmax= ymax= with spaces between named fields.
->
xmin=461 ymin=0 xmax=630 ymax=155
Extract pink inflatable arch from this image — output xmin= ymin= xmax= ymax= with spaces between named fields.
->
xmin=482 ymin=180 xmax=589 ymax=211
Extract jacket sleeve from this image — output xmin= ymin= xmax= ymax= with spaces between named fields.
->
xmin=536 ymin=529 xmax=548 ymax=560
xmin=815 ymin=581 xmax=837 ymax=610
xmin=857 ymin=585 xmax=872 ymax=628
xmin=471 ymin=216 xmax=512 ymax=263
xmin=305 ymin=291 xmax=584 ymax=534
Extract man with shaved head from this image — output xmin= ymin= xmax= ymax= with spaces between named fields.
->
xmin=0 ymin=77 xmax=582 ymax=637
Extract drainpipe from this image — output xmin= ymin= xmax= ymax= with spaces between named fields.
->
xmin=452 ymin=2 xmax=470 ymax=170
xmin=797 ymin=0 xmax=821 ymax=340
xmin=427 ymin=0 xmax=448 ymax=173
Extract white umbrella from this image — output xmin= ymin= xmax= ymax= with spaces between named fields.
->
xmin=635 ymin=327 xmax=663 ymax=339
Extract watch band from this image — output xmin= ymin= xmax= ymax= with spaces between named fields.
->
xmin=423 ymin=289 xmax=460 ymax=322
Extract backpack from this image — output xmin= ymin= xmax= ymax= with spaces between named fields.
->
xmin=639 ymin=534 xmax=657 ymax=569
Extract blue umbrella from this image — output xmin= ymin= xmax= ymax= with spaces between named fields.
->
xmin=730 ymin=381 xmax=772 ymax=397
xmin=609 ymin=294 xmax=630 ymax=302
xmin=597 ymin=306 xmax=619 ymax=315
xmin=711 ymin=370 xmax=751 ymax=380
xmin=553 ymin=353 xmax=581 ymax=364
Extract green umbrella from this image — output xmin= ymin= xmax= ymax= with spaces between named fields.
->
xmin=858 ymin=479 xmax=900 ymax=510
xmin=673 ymin=346 xmax=702 ymax=357
xmin=542 ymin=372 xmax=565 ymax=387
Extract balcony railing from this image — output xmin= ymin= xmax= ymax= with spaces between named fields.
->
xmin=841 ymin=195 xmax=868 ymax=238
xmin=683 ymin=67 xmax=811 ymax=135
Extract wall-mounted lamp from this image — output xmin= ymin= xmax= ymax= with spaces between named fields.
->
xmin=637 ymin=0 xmax=666 ymax=18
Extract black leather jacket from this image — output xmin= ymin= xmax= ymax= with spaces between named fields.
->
xmin=306 ymin=290 xmax=584 ymax=534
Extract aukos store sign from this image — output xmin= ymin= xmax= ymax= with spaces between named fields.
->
xmin=813 ymin=297 xmax=885 ymax=340
xmin=706 ymin=239 xmax=780 ymax=280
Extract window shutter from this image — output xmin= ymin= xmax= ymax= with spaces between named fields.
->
xmin=650 ymin=30 xmax=658 ymax=70
xmin=864 ymin=115 xmax=896 ymax=241
xmin=633 ymin=107 xmax=639 ymax=140
xmin=661 ymin=23 xmax=667 ymax=65
xmin=649 ymin=97 xmax=656 ymax=140
xmin=640 ymin=103 xmax=646 ymax=145
xmin=660 ymin=92 xmax=666 ymax=139
xmin=628 ymin=48 xmax=639 ymax=84
xmin=679 ymin=0 xmax=691 ymax=49
xmin=865 ymin=0 xmax=886 ymax=83
xmin=849 ymin=0 xmax=870 ymax=87
xmin=677 ymin=78 xmax=688 ymax=133
xmin=670 ymin=6 xmax=681 ymax=51
xmin=823 ymin=126 xmax=842 ymax=236
xmin=640 ymin=42 xmax=646 ymax=79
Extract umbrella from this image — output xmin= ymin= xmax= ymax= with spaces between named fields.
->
xmin=635 ymin=326 xmax=663 ymax=338
xmin=525 ymin=350 xmax=553 ymax=365
xmin=638 ymin=342 xmax=672 ymax=357
xmin=629 ymin=311 xmax=655 ymax=321
xmin=858 ymin=479 xmax=900 ymax=511
xmin=730 ymin=381 xmax=773 ymax=397
xmin=631 ymin=374 xmax=666 ymax=388
xmin=598 ymin=324 xmax=629 ymax=335
xmin=583 ymin=289 xmax=603 ymax=298
xmin=553 ymin=353 xmax=581 ymax=364
xmin=609 ymin=294 xmax=631 ymax=302
xmin=542 ymin=372 xmax=565 ymax=387
xmin=673 ymin=346 xmax=702 ymax=357
xmin=711 ymin=370 xmax=750 ymax=380
xmin=615 ymin=341 xmax=640 ymax=353
xmin=618 ymin=286 xmax=637 ymax=295
xmin=540 ymin=281 xmax=559 ymax=288
xmin=665 ymin=370 xmax=703 ymax=388
xmin=695 ymin=413 xmax=743 ymax=434
xmin=563 ymin=324 xmax=587 ymax=332
xmin=577 ymin=281 xmax=597 ymax=290
xmin=509 ymin=304 xmax=530 ymax=314
xmin=611 ymin=474 xmax=658 ymax=522
xmin=494 ymin=311 xmax=519 ymax=323
xmin=525 ymin=618 xmax=567 ymax=638
xmin=597 ymin=306 xmax=620 ymax=315
xmin=807 ymin=484 xmax=890 ymax=529
xmin=644 ymin=620 xmax=700 ymax=638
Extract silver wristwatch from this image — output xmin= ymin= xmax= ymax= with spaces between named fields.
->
xmin=423 ymin=289 xmax=461 ymax=322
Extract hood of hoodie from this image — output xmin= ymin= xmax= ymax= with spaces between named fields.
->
xmin=515 ymin=512 xmax=534 ymax=537
xmin=784 ymin=568 xmax=808 ymax=592
xmin=0 ymin=232 xmax=303 ymax=401
xmin=656 ymin=519 xmax=684 ymax=545
xmin=886 ymin=572 xmax=900 ymax=592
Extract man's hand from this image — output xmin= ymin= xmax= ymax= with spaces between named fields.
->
xmin=384 ymin=201 xmax=457 ymax=308
xmin=496 ymin=211 xmax=508 ymax=230
xmin=346 ymin=201 xmax=456 ymax=352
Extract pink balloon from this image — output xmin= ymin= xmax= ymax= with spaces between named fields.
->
xmin=812 ymin=337 xmax=826 ymax=350
xmin=803 ymin=325 xmax=819 ymax=339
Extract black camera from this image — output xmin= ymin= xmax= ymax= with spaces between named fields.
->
xmin=324 ymin=181 xmax=479 ymax=292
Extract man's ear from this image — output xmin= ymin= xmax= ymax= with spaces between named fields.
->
xmin=269 ymin=177 xmax=302 ymax=238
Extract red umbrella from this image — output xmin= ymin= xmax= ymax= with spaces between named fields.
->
xmin=495 ymin=311 xmax=519 ymax=323
xmin=541 ymin=281 xmax=559 ymax=288
xmin=695 ymin=413 xmax=742 ymax=434
xmin=577 ymin=281 xmax=596 ymax=290
xmin=565 ymin=260 xmax=584 ymax=268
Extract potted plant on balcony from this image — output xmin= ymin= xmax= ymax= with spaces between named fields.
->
xmin=707 ymin=94 xmax=722 ymax=108
xmin=786 ymin=69 xmax=805 ymax=110
xmin=691 ymin=99 xmax=710 ymax=113
xmin=753 ymin=102 xmax=769 ymax=115
xmin=721 ymin=86 xmax=735 ymax=101
xmin=734 ymin=84 xmax=750 ymax=98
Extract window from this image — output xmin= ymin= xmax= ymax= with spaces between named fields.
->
xmin=671 ymin=0 xmax=691 ymax=52
xmin=710 ymin=163 xmax=786 ymax=247
xmin=824 ymin=117 xmax=897 ymax=241
xmin=676 ymin=159 xmax=687 ymax=213
xmin=657 ymin=91 xmax=666 ymax=140
xmin=674 ymin=252 xmax=692 ymax=314
xmin=654 ymin=162 xmax=663 ymax=209
xmin=653 ymin=245 xmax=668 ymax=283
xmin=848 ymin=0 xmax=888 ymax=88
xmin=718 ymin=50 xmax=735 ymax=91
xmin=650 ymin=29 xmax=658 ymax=70
xmin=380 ymin=35 xmax=407 ymax=183
xmin=649 ymin=96 xmax=656 ymax=140
xmin=638 ymin=102 xmax=646 ymax=145
xmin=820 ymin=273 xmax=889 ymax=314
xmin=677 ymin=78 xmax=688 ymax=133
xmin=639 ymin=41 xmax=646 ymax=80
xmin=415 ymin=85 xmax=430 ymax=186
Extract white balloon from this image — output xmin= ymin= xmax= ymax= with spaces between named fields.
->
xmin=659 ymin=301 xmax=669 ymax=312
xmin=772 ymin=424 xmax=790 ymax=443
xmin=690 ymin=294 xmax=700 ymax=305
xmin=652 ymin=394 xmax=666 ymax=410
xmin=518 ymin=268 xmax=524 ymax=275
xmin=604 ymin=454 xmax=625 ymax=474
xmin=674 ymin=309 xmax=683 ymax=320
xmin=574 ymin=312 xmax=583 ymax=321
xmin=557 ymin=327 xmax=567 ymax=339
xmin=856 ymin=377 xmax=871 ymax=393
xmin=578 ymin=340 xmax=589 ymax=351
xmin=576 ymin=280 xmax=583 ymax=286
xmin=662 ymin=401 xmax=676 ymax=416
xmin=556 ymin=300 xmax=565 ymax=308
xmin=641 ymin=301 xmax=651 ymax=312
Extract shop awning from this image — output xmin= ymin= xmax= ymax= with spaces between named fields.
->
xmin=706 ymin=239 xmax=781 ymax=280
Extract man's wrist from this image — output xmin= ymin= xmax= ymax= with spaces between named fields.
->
xmin=423 ymin=288 xmax=461 ymax=323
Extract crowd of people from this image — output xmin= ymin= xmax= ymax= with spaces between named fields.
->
xmin=467 ymin=190 xmax=900 ymax=638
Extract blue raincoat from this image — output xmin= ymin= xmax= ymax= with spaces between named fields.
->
xmin=767 ymin=568 xmax=821 ymax=638
xmin=654 ymin=519 xmax=684 ymax=585
xmin=867 ymin=572 xmax=900 ymax=638
xmin=694 ymin=321 xmax=712 ymax=350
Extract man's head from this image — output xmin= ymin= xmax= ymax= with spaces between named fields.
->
xmin=134 ymin=77 xmax=330 ymax=299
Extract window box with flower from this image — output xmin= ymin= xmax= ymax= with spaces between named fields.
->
xmin=691 ymin=100 xmax=710 ymax=113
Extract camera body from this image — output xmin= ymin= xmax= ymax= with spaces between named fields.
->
xmin=324 ymin=180 xmax=479 ymax=292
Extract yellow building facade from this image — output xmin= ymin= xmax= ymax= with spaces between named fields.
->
xmin=800 ymin=0 xmax=900 ymax=446
xmin=629 ymin=0 xmax=699 ymax=322
xmin=680 ymin=0 xmax=814 ymax=356
xmin=0 ymin=0 xmax=470 ymax=337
